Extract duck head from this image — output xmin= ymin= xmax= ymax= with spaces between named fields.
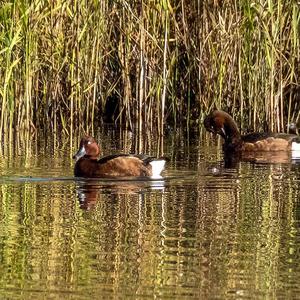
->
xmin=73 ymin=136 xmax=100 ymax=160
xmin=204 ymin=110 xmax=241 ymax=142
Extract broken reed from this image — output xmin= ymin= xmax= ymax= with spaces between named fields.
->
xmin=0 ymin=0 xmax=299 ymax=138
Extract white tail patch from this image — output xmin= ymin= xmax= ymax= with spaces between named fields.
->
xmin=292 ymin=142 xmax=300 ymax=158
xmin=150 ymin=160 xmax=166 ymax=178
xmin=292 ymin=142 xmax=300 ymax=151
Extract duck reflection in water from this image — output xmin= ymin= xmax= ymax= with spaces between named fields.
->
xmin=204 ymin=110 xmax=300 ymax=168
xmin=76 ymin=179 xmax=165 ymax=210
xmin=223 ymin=150 xmax=299 ymax=168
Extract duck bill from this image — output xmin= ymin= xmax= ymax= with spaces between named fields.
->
xmin=73 ymin=145 xmax=86 ymax=161
xmin=220 ymin=127 xmax=227 ymax=139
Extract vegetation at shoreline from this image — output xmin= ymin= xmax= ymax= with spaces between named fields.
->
xmin=0 ymin=0 xmax=299 ymax=137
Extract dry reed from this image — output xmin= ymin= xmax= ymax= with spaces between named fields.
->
xmin=0 ymin=0 xmax=299 ymax=138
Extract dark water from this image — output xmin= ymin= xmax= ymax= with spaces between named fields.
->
xmin=0 ymin=129 xmax=300 ymax=299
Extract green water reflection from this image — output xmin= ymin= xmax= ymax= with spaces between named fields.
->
xmin=0 ymin=131 xmax=300 ymax=299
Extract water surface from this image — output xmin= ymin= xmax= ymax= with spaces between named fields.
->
xmin=0 ymin=129 xmax=300 ymax=299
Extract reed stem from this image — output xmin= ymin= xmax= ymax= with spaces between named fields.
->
xmin=0 ymin=0 xmax=299 ymax=135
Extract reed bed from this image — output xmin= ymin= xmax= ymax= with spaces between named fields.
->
xmin=0 ymin=0 xmax=299 ymax=138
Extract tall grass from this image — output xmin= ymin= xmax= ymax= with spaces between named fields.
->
xmin=200 ymin=1 xmax=300 ymax=132
xmin=0 ymin=0 xmax=299 ymax=137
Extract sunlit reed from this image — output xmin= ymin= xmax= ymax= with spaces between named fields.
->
xmin=0 ymin=1 xmax=299 ymax=137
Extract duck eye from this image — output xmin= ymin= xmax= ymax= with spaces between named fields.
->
xmin=87 ymin=141 xmax=92 ymax=145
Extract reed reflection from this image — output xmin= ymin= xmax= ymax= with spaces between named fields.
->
xmin=198 ymin=162 xmax=300 ymax=298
